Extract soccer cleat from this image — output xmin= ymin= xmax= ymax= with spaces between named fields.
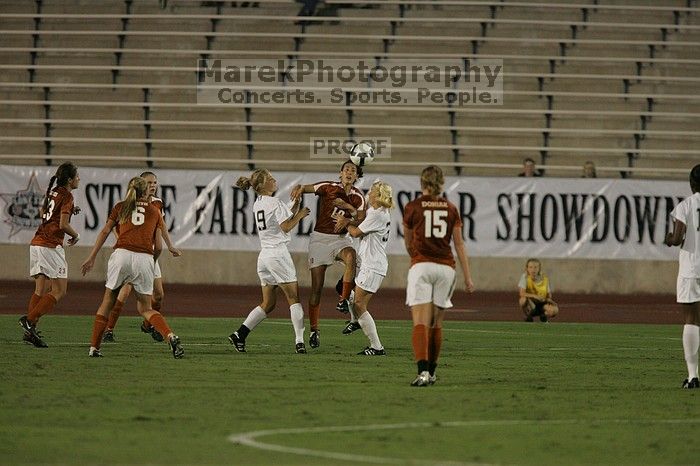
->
xmin=428 ymin=374 xmax=437 ymax=385
xmin=540 ymin=314 xmax=548 ymax=323
xmin=102 ymin=330 xmax=115 ymax=343
xmin=228 ymin=331 xmax=246 ymax=352
xmin=295 ymin=342 xmax=307 ymax=354
xmin=309 ymin=330 xmax=320 ymax=348
xmin=20 ymin=318 xmax=48 ymax=348
xmin=336 ymin=299 xmax=350 ymax=314
xmin=410 ymin=371 xmax=430 ymax=387
xmin=88 ymin=348 xmax=103 ymax=358
xmin=342 ymin=321 xmax=362 ymax=335
xmin=169 ymin=335 xmax=184 ymax=359
xmin=22 ymin=332 xmax=41 ymax=347
xmin=357 ymin=346 xmax=386 ymax=356
xmin=18 ymin=315 xmax=33 ymax=333
xmin=151 ymin=329 xmax=164 ymax=342
xmin=682 ymin=377 xmax=700 ymax=389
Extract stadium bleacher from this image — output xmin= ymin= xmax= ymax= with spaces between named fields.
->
xmin=0 ymin=0 xmax=698 ymax=177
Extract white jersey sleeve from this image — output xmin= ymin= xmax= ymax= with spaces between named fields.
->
xmin=671 ymin=192 xmax=700 ymax=278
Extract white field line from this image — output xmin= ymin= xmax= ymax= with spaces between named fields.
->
xmin=262 ymin=320 xmax=680 ymax=341
xmin=4 ymin=340 xmax=674 ymax=352
xmin=228 ymin=419 xmax=700 ymax=465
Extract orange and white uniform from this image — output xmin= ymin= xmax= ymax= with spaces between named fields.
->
xmin=114 ymin=196 xmax=166 ymax=279
xmin=403 ymin=195 xmax=462 ymax=308
xmin=308 ymin=181 xmax=366 ymax=268
xmin=29 ymin=186 xmax=75 ymax=279
xmin=105 ymin=199 xmax=161 ymax=295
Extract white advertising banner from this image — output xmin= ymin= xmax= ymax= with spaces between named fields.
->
xmin=0 ymin=165 xmax=690 ymax=260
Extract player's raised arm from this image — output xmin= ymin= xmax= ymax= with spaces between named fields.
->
xmin=290 ymin=183 xmax=315 ymax=201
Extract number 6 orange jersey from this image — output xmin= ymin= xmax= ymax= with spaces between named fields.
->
xmin=108 ymin=200 xmax=162 ymax=255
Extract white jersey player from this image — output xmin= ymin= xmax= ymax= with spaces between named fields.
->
xmin=332 ymin=180 xmax=394 ymax=355
xmin=665 ymin=164 xmax=700 ymax=389
xmin=228 ymin=169 xmax=310 ymax=354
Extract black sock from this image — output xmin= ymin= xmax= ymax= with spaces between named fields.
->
xmin=428 ymin=362 xmax=437 ymax=376
xmin=237 ymin=325 xmax=251 ymax=339
xmin=417 ymin=360 xmax=429 ymax=373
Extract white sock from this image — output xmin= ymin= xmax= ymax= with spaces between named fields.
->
xmin=358 ymin=312 xmax=382 ymax=350
xmin=347 ymin=290 xmax=358 ymax=322
xmin=348 ymin=303 xmax=357 ymax=322
xmin=242 ymin=306 xmax=267 ymax=332
xmin=682 ymin=324 xmax=700 ymax=379
xmin=290 ymin=303 xmax=305 ymax=344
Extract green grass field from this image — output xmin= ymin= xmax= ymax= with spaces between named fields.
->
xmin=2 ymin=315 xmax=698 ymax=465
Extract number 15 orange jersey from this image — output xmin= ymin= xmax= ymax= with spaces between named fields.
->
xmin=402 ymin=194 xmax=462 ymax=268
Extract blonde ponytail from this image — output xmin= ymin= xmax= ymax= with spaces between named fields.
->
xmin=236 ymin=169 xmax=270 ymax=194
xmin=118 ymin=177 xmax=147 ymax=224
xmin=236 ymin=176 xmax=252 ymax=191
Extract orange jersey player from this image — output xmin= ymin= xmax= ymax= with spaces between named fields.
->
xmin=290 ymin=160 xmax=366 ymax=349
xmin=81 ymin=176 xmax=183 ymax=359
xmin=103 ymin=171 xmax=181 ymax=343
xmin=402 ymin=165 xmax=475 ymax=387
xmin=20 ymin=162 xmax=81 ymax=348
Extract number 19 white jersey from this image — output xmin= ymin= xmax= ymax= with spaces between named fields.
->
xmin=672 ymin=192 xmax=700 ymax=278
xmin=253 ymin=195 xmax=293 ymax=249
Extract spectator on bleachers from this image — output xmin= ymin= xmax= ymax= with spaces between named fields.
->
xmin=518 ymin=157 xmax=543 ymax=177
xmin=582 ymin=161 xmax=597 ymax=178
xmin=297 ymin=0 xmax=319 ymax=16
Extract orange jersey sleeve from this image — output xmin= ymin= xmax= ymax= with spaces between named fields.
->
xmin=403 ymin=195 xmax=462 ymax=268
xmin=109 ymin=200 xmax=161 ymax=255
xmin=31 ymin=186 xmax=74 ymax=248
xmin=151 ymin=197 xmax=166 ymax=229
xmin=312 ymin=181 xmax=366 ymax=234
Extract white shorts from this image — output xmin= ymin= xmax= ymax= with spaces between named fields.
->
xmin=356 ymin=268 xmax=385 ymax=294
xmin=258 ymin=247 xmax=297 ymax=286
xmin=29 ymin=245 xmax=67 ymax=279
xmin=677 ymin=277 xmax=700 ymax=303
xmin=105 ymin=248 xmax=156 ymax=295
xmin=154 ymin=260 xmax=162 ymax=279
xmin=308 ymin=231 xmax=353 ymax=268
xmin=406 ymin=262 xmax=456 ymax=309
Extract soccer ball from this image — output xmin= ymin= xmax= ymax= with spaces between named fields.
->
xmin=349 ymin=142 xmax=375 ymax=167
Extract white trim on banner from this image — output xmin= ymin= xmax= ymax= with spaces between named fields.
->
xmin=0 ymin=165 xmax=690 ymax=260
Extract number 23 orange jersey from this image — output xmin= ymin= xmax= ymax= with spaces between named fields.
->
xmin=31 ymin=186 xmax=74 ymax=248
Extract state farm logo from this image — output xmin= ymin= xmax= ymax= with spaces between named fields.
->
xmin=0 ymin=173 xmax=43 ymax=238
